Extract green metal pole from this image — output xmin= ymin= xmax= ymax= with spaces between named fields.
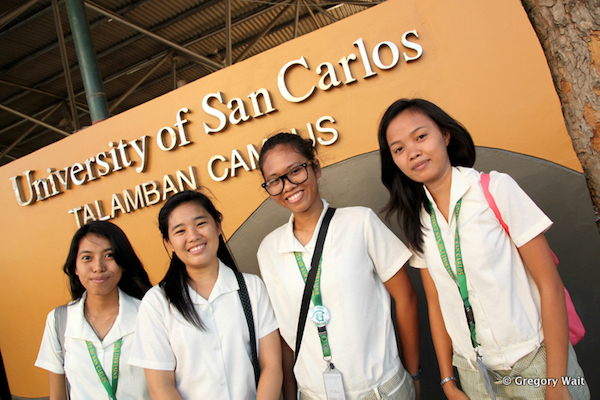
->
xmin=65 ymin=0 xmax=109 ymax=123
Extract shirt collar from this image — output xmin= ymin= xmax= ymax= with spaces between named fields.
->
xmin=187 ymin=260 xmax=239 ymax=305
xmin=423 ymin=167 xmax=471 ymax=220
xmin=104 ymin=288 xmax=138 ymax=344
xmin=66 ymin=287 xmax=139 ymax=347
xmin=278 ymin=198 xmax=331 ymax=253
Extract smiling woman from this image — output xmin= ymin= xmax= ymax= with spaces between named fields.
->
xmin=75 ymin=235 xmax=123 ymax=304
xmin=377 ymin=98 xmax=589 ymax=399
xmin=128 ymin=190 xmax=283 ymax=400
xmin=164 ymin=202 xmax=222 ymax=289
xmin=256 ymin=132 xmax=421 ymax=400
xmin=34 ymin=221 xmax=152 ymax=400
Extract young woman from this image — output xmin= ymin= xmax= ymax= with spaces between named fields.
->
xmin=257 ymin=132 xmax=420 ymax=400
xmin=129 ymin=190 xmax=282 ymax=400
xmin=35 ymin=220 xmax=152 ymax=400
xmin=378 ymin=98 xmax=589 ymax=399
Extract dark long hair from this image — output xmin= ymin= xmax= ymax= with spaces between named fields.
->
xmin=158 ymin=190 xmax=238 ymax=330
xmin=63 ymin=221 xmax=152 ymax=301
xmin=378 ymin=98 xmax=476 ymax=253
xmin=258 ymin=132 xmax=317 ymax=176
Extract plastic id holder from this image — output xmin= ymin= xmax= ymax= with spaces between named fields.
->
xmin=323 ymin=364 xmax=346 ymax=400
xmin=477 ymin=356 xmax=496 ymax=400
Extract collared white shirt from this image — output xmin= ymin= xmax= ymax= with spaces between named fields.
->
xmin=411 ymin=167 xmax=552 ymax=370
xmin=35 ymin=288 xmax=150 ymax=400
xmin=257 ymin=200 xmax=413 ymax=399
xmin=129 ymin=261 xmax=277 ymax=400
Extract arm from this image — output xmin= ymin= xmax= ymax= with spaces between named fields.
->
xmin=144 ymin=369 xmax=183 ymax=400
xmin=257 ymin=330 xmax=283 ymax=400
xmin=518 ymin=234 xmax=571 ymax=400
xmin=280 ymin=337 xmax=297 ymax=400
xmin=48 ymin=372 xmax=66 ymax=400
xmin=36 ymin=310 xmax=69 ymax=400
xmin=420 ymin=269 xmax=469 ymax=400
xmin=383 ymin=267 xmax=421 ymax=399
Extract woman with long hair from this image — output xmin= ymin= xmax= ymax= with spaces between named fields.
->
xmin=257 ymin=132 xmax=420 ymax=400
xmin=36 ymin=220 xmax=152 ymax=400
xmin=129 ymin=190 xmax=282 ymax=399
xmin=377 ymin=98 xmax=588 ymax=399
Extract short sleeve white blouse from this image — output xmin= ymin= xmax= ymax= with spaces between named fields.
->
xmin=410 ymin=167 xmax=552 ymax=370
xmin=128 ymin=261 xmax=278 ymax=400
xmin=257 ymin=200 xmax=413 ymax=399
xmin=35 ymin=288 xmax=150 ymax=400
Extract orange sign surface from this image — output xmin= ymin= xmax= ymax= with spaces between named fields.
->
xmin=0 ymin=0 xmax=577 ymax=396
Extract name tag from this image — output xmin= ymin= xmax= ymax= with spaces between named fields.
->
xmin=323 ymin=365 xmax=346 ymax=400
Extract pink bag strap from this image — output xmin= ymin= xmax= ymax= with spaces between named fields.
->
xmin=480 ymin=173 xmax=559 ymax=265
xmin=480 ymin=173 xmax=585 ymax=345
xmin=480 ymin=173 xmax=510 ymax=234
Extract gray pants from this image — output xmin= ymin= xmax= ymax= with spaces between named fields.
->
xmin=454 ymin=343 xmax=589 ymax=400
xmin=298 ymin=367 xmax=415 ymax=400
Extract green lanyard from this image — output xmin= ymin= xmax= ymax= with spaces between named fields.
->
xmin=429 ymin=198 xmax=478 ymax=348
xmin=294 ymin=252 xmax=331 ymax=359
xmin=86 ymin=338 xmax=122 ymax=400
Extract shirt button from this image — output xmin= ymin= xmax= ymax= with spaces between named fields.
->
xmin=214 ymin=346 xmax=220 ymax=351
xmin=221 ymin=382 xmax=226 ymax=386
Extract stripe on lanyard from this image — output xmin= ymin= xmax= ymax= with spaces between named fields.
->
xmin=429 ymin=199 xmax=478 ymax=348
xmin=86 ymin=338 xmax=122 ymax=400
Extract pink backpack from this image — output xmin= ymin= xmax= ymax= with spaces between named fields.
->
xmin=481 ymin=173 xmax=585 ymax=345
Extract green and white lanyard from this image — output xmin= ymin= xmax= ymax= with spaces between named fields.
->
xmin=429 ymin=198 xmax=497 ymax=399
xmin=294 ymin=252 xmax=332 ymax=360
xmin=429 ymin=198 xmax=477 ymax=348
xmin=86 ymin=338 xmax=122 ymax=400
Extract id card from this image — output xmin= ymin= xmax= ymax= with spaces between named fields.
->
xmin=323 ymin=365 xmax=346 ymax=400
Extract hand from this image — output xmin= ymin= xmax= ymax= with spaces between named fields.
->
xmin=413 ymin=379 xmax=420 ymax=400
xmin=442 ymin=381 xmax=470 ymax=400
xmin=545 ymin=384 xmax=572 ymax=400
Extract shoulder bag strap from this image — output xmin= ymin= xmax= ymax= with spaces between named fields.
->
xmin=480 ymin=173 xmax=510 ymax=234
xmin=481 ymin=173 xmax=559 ymax=265
xmin=480 ymin=173 xmax=585 ymax=344
xmin=55 ymin=305 xmax=68 ymax=352
xmin=234 ymin=270 xmax=260 ymax=387
xmin=294 ymin=207 xmax=336 ymax=366
xmin=54 ymin=304 xmax=70 ymax=399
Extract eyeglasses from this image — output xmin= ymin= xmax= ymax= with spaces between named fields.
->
xmin=261 ymin=162 xmax=312 ymax=196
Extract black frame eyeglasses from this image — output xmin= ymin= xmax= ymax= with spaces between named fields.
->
xmin=261 ymin=162 xmax=313 ymax=196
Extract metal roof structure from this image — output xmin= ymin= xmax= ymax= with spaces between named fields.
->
xmin=0 ymin=0 xmax=379 ymax=167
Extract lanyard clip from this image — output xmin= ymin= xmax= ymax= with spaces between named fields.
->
xmin=475 ymin=346 xmax=482 ymax=360
xmin=465 ymin=306 xmax=474 ymax=325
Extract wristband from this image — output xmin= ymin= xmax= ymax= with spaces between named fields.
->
xmin=410 ymin=366 xmax=423 ymax=381
xmin=440 ymin=376 xmax=457 ymax=387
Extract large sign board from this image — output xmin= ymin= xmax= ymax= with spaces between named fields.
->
xmin=0 ymin=0 xmax=580 ymax=396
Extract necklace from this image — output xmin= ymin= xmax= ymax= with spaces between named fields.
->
xmin=293 ymin=223 xmax=310 ymax=246
xmin=295 ymin=231 xmax=307 ymax=246
xmin=85 ymin=301 xmax=118 ymax=341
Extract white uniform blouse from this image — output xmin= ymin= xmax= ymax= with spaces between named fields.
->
xmin=129 ymin=261 xmax=278 ymax=400
xmin=410 ymin=167 xmax=552 ymax=370
xmin=257 ymin=200 xmax=413 ymax=399
xmin=35 ymin=288 xmax=150 ymax=400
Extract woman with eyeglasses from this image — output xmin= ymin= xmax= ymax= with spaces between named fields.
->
xmin=256 ymin=132 xmax=420 ymax=400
